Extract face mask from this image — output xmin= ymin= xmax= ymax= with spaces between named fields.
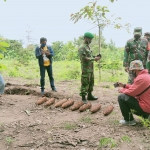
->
xmin=134 ymin=34 xmax=141 ymax=39
xmin=86 ymin=39 xmax=92 ymax=44
xmin=41 ymin=43 xmax=46 ymax=47
xmin=132 ymin=70 xmax=136 ymax=78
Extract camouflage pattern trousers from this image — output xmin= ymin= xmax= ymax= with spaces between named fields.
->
xmin=80 ymin=72 xmax=94 ymax=96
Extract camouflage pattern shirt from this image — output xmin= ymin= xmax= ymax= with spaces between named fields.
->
xmin=123 ymin=38 xmax=148 ymax=67
xmin=78 ymin=43 xmax=95 ymax=73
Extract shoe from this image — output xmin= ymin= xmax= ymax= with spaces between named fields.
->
xmin=119 ymin=119 xmax=136 ymax=126
xmin=87 ymin=93 xmax=98 ymax=100
xmin=52 ymin=88 xmax=57 ymax=92
xmin=82 ymin=95 xmax=88 ymax=104
xmin=41 ymin=89 xmax=44 ymax=95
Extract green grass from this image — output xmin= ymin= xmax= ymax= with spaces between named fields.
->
xmin=121 ymin=135 xmax=131 ymax=143
xmin=98 ymin=137 xmax=117 ymax=149
xmin=63 ymin=122 xmax=77 ymax=130
xmin=80 ymin=115 xmax=92 ymax=123
xmin=6 ymin=137 xmax=14 ymax=145
xmin=0 ymin=59 xmax=128 ymax=83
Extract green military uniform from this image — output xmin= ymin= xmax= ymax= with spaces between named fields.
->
xmin=147 ymin=55 xmax=150 ymax=73
xmin=78 ymin=32 xmax=95 ymax=97
xmin=144 ymin=32 xmax=150 ymax=73
xmin=123 ymin=27 xmax=148 ymax=83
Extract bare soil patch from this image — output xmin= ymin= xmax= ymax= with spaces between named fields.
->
xmin=0 ymin=77 xmax=150 ymax=150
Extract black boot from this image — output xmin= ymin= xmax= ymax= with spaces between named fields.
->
xmin=82 ymin=95 xmax=88 ymax=104
xmin=87 ymin=93 xmax=98 ymax=100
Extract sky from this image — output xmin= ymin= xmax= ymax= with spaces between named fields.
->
xmin=0 ymin=0 xmax=150 ymax=47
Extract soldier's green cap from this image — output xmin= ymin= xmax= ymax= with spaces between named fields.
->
xmin=129 ymin=60 xmax=144 ymax=70
xmin=133 ymin=27 xmax=142 ymax=35
xmin=84 ymin=32 xmax=94 ymax=39
xmin=144 ymin=32 xmax=150 ymax=36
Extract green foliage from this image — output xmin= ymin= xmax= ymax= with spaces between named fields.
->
xmin=121 ymin=135 xmax=131 ymax=143
xmin=0 ymin=38 xmax=9 ymax=69
xmin=70 ymin=1 xmax=130 ymax=31
xmin=0 ymin=34 xmax=127 ymax=83
xmin=2 ymin=38 xmax=35 ymax=65
xmin=80 ymin=116 xmax=92 ymax=123
xmin=52 ymin=41 xmax=78 ymax=61
xmin=139 ymin=117 xmax=150 ymax=130
xmin=110 ymin=0 xmax=117 ymax=2
xmin=54 ymin=61 xmax=81 ymax=80
xmin=1 ymin=58 xmax=127 ymax=83
xmin=52 ymin=41 xmax=64 ymax=61
xmin=15 ymin=48 xmax=35 ymax=65
xmin=63 ymin=122 xmax=77 ymax=130
xmin=0 ymin=41 xmax=9 ymax=58
xmin=5 ymin=39 xmax=23 ymax=58
xmin=98 ymin=137 xmax=117 ymax=149
xmin=6 ymin=137 xmax=14 ymax=145
xmin=70 ymin=1 xmax=109 ymax=24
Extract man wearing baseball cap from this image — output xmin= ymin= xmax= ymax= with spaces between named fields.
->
xmin=117 ymin=60 xmax=150 ymax=125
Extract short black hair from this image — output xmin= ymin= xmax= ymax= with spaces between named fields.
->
xmin=40 ymin=37 xmax=47 ymax=43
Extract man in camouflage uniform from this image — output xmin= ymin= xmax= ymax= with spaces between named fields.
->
xmin=144 ymin=32 xmax=150 ymax=73
xmin=123 ymin=27 xmax=148 ymax=84
xmin=78 ymin=32 xmax=101 ymax=103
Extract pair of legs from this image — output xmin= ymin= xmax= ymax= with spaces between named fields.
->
xmin=80 ymin=72 xmax=97 ymax=102
xmin=39 ymin=65 xmax=56 ymax=92
xmin=118 ymin=93 xmax=149 ymax=122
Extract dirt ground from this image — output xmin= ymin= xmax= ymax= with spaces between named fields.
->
xmin=0 ymin=77 xmax=150 ymax=150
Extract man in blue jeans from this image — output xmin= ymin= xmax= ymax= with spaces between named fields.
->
xmin=35 ymin=37 xmax=57 ymax=94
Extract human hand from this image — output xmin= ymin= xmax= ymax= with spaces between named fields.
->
xmin=41 ymin=49 xmax=45 ymax=54
xmin=45 ymin=50 xmax=50 ymax=55
xmin=118 ymin=82 xmax=125 ymax=88
xmin=95 ymin=56 xmax=101 ymax=61
xmin=118 ymin=88 xmax=122 ymax=93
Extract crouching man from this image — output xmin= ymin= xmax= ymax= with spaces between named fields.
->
xmin=117 ymin=60 xmax=150 ymax=125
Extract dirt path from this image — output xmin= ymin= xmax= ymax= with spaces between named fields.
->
xmin=0 ymin=77 xmax=150 ymax=150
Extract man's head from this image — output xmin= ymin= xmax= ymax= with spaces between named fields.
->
xmin=129 ymin=60 xmax=144 ymax=78
xmin=133 ymin=27 xmax=142 ymax=39
xmin=84 ymin=32 xmax=94 ymax=44
xmin=40 ymin=37 xmax=47 ymax=47
xmin=144 ymin=32 xmax=150 ymax=41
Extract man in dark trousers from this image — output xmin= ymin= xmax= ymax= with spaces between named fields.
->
xmin=78 ymin=32 xmax=101 ymax=103
xmin=117 ymin=60 xmax=150 ymax=126
xmin=35 ymin=37 xmax=57 ymax=94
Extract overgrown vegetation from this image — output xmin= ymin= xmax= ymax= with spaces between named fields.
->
xmin=0 ymin=34 xmax=127 ymax=84
xmin=139 ymin=117 xmax=150 ymax=130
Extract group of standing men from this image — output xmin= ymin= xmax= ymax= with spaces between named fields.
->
xmin=123 ymin=27 xmax=150 ymax=84
xmin=78 ymin=28 xmax=150 ymax=126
